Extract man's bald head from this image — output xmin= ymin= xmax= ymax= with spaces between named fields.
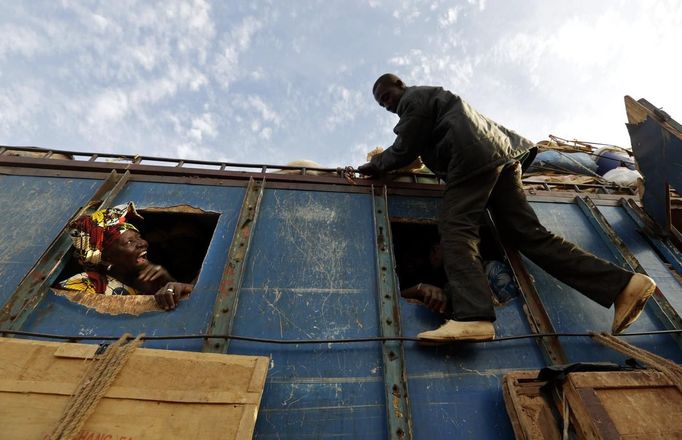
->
xmin=372 ymin=73 xmax=407 ymax=114
xmin=372 ymin=73 xmax=404 ymax=95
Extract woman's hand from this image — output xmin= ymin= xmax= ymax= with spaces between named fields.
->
xmin=154 ymin=282 xmax=193 ymax=310
xmin=138 ymin=263 xmax=173 ymax=284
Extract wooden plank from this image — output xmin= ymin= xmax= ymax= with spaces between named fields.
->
xmin=1 ymin=394 xmax=249 ymax=440
xmin=568 ymin=370 xmax=673 ymax=389
xmin=625 ymin=96 xmax=649 ymax=125
xmin=595 ymin=387 xmax=682 ymax=437
xmin=0 ymin=337 xmax=269 ymax=439
xmin=0 ymin=380 xmax=261 ymax=404
xmin=562 ymin=381 xmax=607 ymax=440
xmin=565 ymin=370 xmax=682 ymax=439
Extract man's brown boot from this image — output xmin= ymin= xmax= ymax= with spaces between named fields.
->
xmin=417 ymin=320 xmax=495 ymax=342
xmin=611 ymin=273 xmax=656 ymax=334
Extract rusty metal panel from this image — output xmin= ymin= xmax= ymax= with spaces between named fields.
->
xmin=228 ymin=188 xmax=387 ymax=438
xmin=0 ymin=175 xmax=101 ymax=307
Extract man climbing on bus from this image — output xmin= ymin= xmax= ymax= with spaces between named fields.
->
xmin=356 ymin=73 xmax=656 ymax=342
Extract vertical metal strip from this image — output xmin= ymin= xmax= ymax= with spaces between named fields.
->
xmin=486 ymin=211 xmax=569 ymax=365
xmin=372 ymin=185 xmax=413 ymax=440
xmin=0 ymin=170 xmax=131 ymax=330
xmin=576 ymin=196 xmax=682 ymax=346
xmin=620 ymin=198 xmax=682 ymax=275
xmin=204 ymin=177 xmax=265 ymax=353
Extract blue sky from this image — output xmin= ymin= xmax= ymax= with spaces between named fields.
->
xmin=1 ymin=0 xmax=681 ymax=167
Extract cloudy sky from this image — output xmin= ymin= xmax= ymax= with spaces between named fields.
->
xmin=1 ymin=0 xmax=681 ymax=167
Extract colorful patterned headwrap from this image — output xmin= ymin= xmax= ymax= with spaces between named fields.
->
xmin=70 ymin=202 xmax=143 ymax=266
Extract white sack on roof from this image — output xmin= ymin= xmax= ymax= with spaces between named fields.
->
xmin=602 ymin=167 xmax=642 ymax=187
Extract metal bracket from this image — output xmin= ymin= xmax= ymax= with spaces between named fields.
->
xmin=203 ymin=177 xmax=265 ymax=353
xmin=0 ymin=170 xmax=131 ymax=330
xmin=372 ymin=185 xmax=413 ymax=440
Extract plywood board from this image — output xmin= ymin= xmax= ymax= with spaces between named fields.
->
xmin=0 ymin=337 xmax=269 ymax=439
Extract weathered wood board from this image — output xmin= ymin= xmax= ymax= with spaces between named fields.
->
xmin=0 ymin=337 xmax=269 ymax=439
xmin=564 ymin=370 xmax=682 ymax=440
xmin=503 ymin=371 xmax=562 ymax=440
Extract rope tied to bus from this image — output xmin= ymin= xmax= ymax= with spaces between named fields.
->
xmin=337 ymin=166 xmax=358 ymax=185
xmin=49 ymin=333 xmax=144 ymax=440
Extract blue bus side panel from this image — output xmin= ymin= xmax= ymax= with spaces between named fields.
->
xmin=388 ymin=195 xmax=440 ymax=220
xmin=230 ymin=189 xmax=387 ymax=439
xmin=527 ymin=202 xmax=682 ymax=363
xmin=0 ymin=175 xmax=101 ymax=306
xmin=599 ymin=205 xmax=682 ymax=316
xmin=391 ymin=195 xmax=545 ymax=439
xmin=20 ymin=182 xmax=244 ymax=352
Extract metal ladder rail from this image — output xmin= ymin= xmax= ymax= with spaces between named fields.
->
xmin=203 ymin=177 xmax=265 ymax=353
xmin=372 ymin=185 xmax=413 ymax=440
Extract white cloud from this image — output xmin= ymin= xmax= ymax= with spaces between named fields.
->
xmin=213 ymin=16 xmax=263 ymax=89
xmin=439 ymin=7 xmax=461 ymax=27
xmin=467 ymin=0 xmax=486 ymax=11
xmin=0 ymin=24 xmax=42 ymax=60
xmin=325 ymin=85 xmax=364 ymax=131
xmin=0 ymin=85 xmax=41 ymax=136
xmin=189 ymin=113 xmax=218 ymax=141
xmin=89 ymin=90 xmax=129 ymax=124
xmin=245 ymin=95 xmax=281 ymax=125
xmin=260 ymin=127 xmax=272 ymax=140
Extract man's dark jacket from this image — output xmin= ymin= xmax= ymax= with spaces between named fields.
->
xmin=369 ymin=86 xmax=537 ymax=184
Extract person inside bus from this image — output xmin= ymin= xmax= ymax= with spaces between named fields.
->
xmin=399 ymin=240 xmax=449 ymax=315
xmin=399 ymin=238 xmax=518 ymax=315
xmin=57 ymin=202 xmax=193 ymax=310
xmin=358 ymin=73 xmax=656 ymax=342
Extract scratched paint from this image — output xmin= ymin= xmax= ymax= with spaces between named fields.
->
xmin=230 ymin=189 xmax=387 ymax=438
xmin=0 ymin=175 xmax=101 ymax=307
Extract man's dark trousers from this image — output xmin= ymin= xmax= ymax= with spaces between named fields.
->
xmin=439 ymin=161 xmax=633 ymax=322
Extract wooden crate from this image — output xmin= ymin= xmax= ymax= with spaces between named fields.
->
xmin=504 ymin=369 xmax=682 ymax=440
xmin=564 ymin=370 xmax=682 ymax=440
xmin=0 ymin=337 xmax=269 ymax=439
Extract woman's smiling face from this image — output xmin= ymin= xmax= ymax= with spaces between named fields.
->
xmin=104 ymin=229 xmax=149 ymax=273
